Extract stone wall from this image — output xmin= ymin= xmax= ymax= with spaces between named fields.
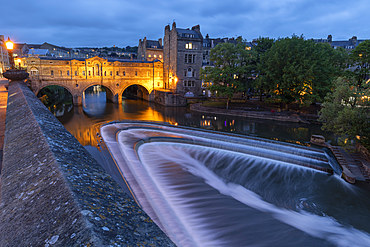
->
xmin=0 ymin=81 xmax=173 ymax=246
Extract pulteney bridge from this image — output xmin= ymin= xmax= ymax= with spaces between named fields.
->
xmin=23 ymin=56 xmax=165 ymax=105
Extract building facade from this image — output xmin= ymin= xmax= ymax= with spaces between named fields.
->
xmin=163 ymin=22 xmax=203 ymax=96
xmin=313 ymin=35 xmax=368 ymax=50
xmin=24 ymin=56 xmax=163 ymax=105
xmin=0 ymin=35 xmax=11 ymax=77
xmin=138 ymin=37 xmax=163 ymax=62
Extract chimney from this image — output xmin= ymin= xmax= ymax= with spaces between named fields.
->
xmin=327 ymin=35 xmax=332 ymax=42
xmin=172 ymin=22 xmax=176 ymax=30
xmin=158 ymin=38 xmax=162 ymax=47
xmin=350 ymin=36 xmax=357 ymax=45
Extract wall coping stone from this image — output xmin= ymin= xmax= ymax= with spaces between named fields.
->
xmin=0 ymin=82 xmax=174 ymax=246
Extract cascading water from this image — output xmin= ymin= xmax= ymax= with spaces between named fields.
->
xmin=101 ymin=121 xmax=370 ymax=247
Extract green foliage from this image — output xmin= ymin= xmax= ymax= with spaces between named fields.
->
xmin=259 ymin=36 xmax=347 ymax=104
xmin=254 ymin=37 xmax=275 ymax=99
xmin=201 ymin=38 xmax=256 ymax=109
xmin=350 ymin=40 xmax=370 ymax=87
xmin=319 ymin=77 xmax=370 ymax=148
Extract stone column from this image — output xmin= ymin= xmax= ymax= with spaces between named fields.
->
xmin=73 ymin=94 xmax=82 ymax=106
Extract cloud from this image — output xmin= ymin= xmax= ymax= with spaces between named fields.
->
xmin=1 ymin=0 xmax=369 ymax=47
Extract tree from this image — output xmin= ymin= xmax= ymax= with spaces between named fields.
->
xmin=253 ymin=37 xmax=275 ymax=100
xmin=259 ymin=36 xmax=346 ymax=106
xmin=350 ymin=40 xmax=370 ymax=88
xmin=319 ymin=77 xmax=370 ymax=148
xmin=201 ymin=38 xmax=256 ymax=109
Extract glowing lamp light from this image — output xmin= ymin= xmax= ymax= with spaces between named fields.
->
xmin=5 ymin=38 xmax=14 ymax=50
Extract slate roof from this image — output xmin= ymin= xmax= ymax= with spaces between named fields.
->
xmin=176 ymin=28 xmax=202 ymax=39
xmin=146 ymin=40 xmax=162 ymax=49
xmin=28 ymin=44 xmax=42 ymax=49
xmin=28 ymin=49 xmax=49 ymax=56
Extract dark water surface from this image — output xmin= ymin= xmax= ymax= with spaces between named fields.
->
xmin=58 ymin=92 xmax=335 ymax=147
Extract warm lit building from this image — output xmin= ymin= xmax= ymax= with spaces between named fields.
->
xmin=0 ymin=35 xmax=11 ymax=77
xmin=138 ymin=37 xmax=163 ymax=62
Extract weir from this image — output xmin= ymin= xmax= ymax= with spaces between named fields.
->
xmin=101 ymin=121 xmax=370 ymax=247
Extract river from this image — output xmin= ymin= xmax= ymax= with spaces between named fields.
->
xmin=57 ymin=91 xmax=335 ymax=148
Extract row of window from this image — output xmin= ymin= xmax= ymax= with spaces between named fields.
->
xmin=147 ymin=54 xmax=162 ymax=58
xmin=183 ymin=80 xmax=195 ymax=87
xmin=185 ymin=54 xmax=196 ymax=63
xmin=49 ymin=70 xmax=161 ymax=77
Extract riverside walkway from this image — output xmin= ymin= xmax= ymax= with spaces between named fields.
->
xmin=0 ymin=78 xmax=8 ymax=172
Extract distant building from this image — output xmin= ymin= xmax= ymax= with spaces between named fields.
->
xmin=138 ymin=37 xmax=163 ymax=62
xmin=313 ymin=35 xmax=368 ymax=50
xmin=28 ymin=49 xmax=51 ymax=57
xmin=0 ymin=35 xmax=11 ymax=76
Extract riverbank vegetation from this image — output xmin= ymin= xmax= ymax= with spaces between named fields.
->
xmin=201 ymin=38 xmax=370 ymax=149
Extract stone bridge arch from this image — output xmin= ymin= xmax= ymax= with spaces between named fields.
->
xmin=120 ymin=83 xmax=152 ymax=101
xmin=36 ymin=84 xmax=75 ymax=105
xmin=80 ymin=83 xmax=117 ymax=105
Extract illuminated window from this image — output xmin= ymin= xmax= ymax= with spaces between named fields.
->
xmin=51 ymin=70 xmax=54 ymax=76
xmin=110 ymin=71 xmax=112 ymax=76
xmin=159 ymin=55 xmax=162 ymax=58
xmin=147 ymin=71 xmax=150 ymax=76
xmin=75 ymin=71 xmax=78 ymax=76
xmin=148 ymin=54 xmax=152 ymax=57
xmin=116 ymin=71 xmax=119 ymax=76
xmin=88 ymin=71 xmax=91 ymax=76
xmin=185 ymin=43 xmax=193 ymax=49
xmin=67 ymin=70 xmax=70 ymax=76
xmin=123 ymin=71 xmax=126 ymax=76
xmin=135 ymin=71 xmax=138 ymax=76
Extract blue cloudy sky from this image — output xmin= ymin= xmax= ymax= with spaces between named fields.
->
xmin=2 ymin=0 xmax=369 ymax=47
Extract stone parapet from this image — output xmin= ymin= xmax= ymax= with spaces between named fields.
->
xmin=0 ymin=82 xmax=173 ymax=246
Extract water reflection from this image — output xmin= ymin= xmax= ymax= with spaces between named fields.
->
xmin=58 ymin=91 xmax=335 ymax=147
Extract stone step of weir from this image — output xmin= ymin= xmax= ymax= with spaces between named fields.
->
xmin=329 ymin=145 xmax=368 ymax=183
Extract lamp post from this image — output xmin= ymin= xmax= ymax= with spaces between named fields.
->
xmin=2 ymin=37 xmax=29 ymax=82
xmin=5 ymin=37 xmax=14 ymax=69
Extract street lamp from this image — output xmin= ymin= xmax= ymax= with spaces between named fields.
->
xmin=5 ymin=37 xmax=14 ymax=69
xmin=2 ymin=37 xmax=29 ymax=82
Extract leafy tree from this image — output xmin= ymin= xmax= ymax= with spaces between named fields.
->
xmin=201 ymin=38 xmax=256 ymax=109
xmin=259 ymin=36 xmax=346 ymax=106
xmin=253 ymin=37 xmax=275 ymax=100
xmin=350 ymin=40 xmax=370 ymax=88
xmin=319 ymin=77 xmax=370 ymax=148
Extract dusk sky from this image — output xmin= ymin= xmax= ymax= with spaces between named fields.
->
xmin=2 ymin=0 xmax=369 ymax=48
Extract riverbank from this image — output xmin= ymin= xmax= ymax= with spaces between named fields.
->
xmin=190 ymin=102 xmax=316 ymax=124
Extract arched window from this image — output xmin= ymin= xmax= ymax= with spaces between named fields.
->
xmin=187 ymin=67 xmax=193 ymax=77
xmin=95 ymin=64 xmax=100 ymax=76
xmin=30 ymin=67 xmax=39 ymax=75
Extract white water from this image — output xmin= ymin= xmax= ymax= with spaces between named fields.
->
xmin=101 ymin=122 xmax=370 ymax=247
